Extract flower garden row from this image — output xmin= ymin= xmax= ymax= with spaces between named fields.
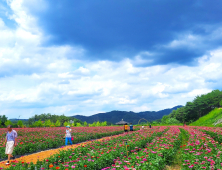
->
xmin=3 ymin=127 xmax=165 ymax=169
xmin=107 ymin=126 xmax=183 ymax=170
xmin=2 ymin=126 xmax=222 ymax=169
xmin=4 ymin=126 xmax=187 ymax=170
xmin=178 ymin=126 xmax=222 ymax=170
xmin=0 ymin=127 xmax=132 ymax=159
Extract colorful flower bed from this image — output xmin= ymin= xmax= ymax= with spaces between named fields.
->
xmin=0 ymin=127 xmax=129 ymax=159
xmin=107 ymin=126 xmax=182 ymax=170
xmin=180 ymin=127 xmax=222 ymax=170
xmin=197 ymin=126 xmax=222 ymax=144
xmin=3 ymin=126 xmax=222 ymax=169
xmin=6 ymin=126 xmax=167 ymax=170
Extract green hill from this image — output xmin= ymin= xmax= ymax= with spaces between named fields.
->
xmin=190 ymin=108 xmax=222 ymax=127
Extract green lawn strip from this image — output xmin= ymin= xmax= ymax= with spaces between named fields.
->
xmin=165 ymin=128 xmax=189 ymax=170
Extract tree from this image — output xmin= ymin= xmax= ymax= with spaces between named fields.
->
xmin=167 ymin=90 xmax=222 ymax=123
xmin=220 ymin=100 xmax=222 ymax=107
xmin=161 ymin=115 xmax=168 ymax=124
xmin=0 ymin=115 xmax=8 ymax=126
xmin=83 ymin=121 xmax=87 ymax=126
xmin=63 ymin=121 xmax=69 ymax=127
xmin=5 ymin=120 xmax=13 ymax=127
xmin=33 ymin=120 xmax=43 ymax=127
xmin=17 ymin=120 xmax=24 ymax=128
xmin=101 ymin=121 xmax=107 ymax=126
xmin=166 ymin=118 xmax=180 ymax=124
xmin=76 ymin=122 xmax=82 ymax=127
xmin=55 ymin=120 xmax=61 ymax=127
xmin=95 ymin=121 xmax=100 ymax=127
xmin=44 ymin=120 xmax=52 ymax=127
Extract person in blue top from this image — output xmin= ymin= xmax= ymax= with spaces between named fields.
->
xmin=65 ymin=125 xmax=73 ymax=146
xmin=4 ymin=125 xmax=17 ymax=165
xmin=130 ymin=123 xmax=133 ymax=131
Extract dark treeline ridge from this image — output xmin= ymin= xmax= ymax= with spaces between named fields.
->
xmin=162 ymin=90 xmax=222 ymax=124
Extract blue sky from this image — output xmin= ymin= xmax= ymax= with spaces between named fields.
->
xmin=0 ymin=0 xmax=222 ymax=119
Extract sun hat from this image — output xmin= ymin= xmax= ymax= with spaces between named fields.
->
xmin=66 ymin=125 xmax=70 ymax=128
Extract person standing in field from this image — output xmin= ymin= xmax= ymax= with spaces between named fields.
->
xmin=4 ymin=125 xmax=17 ymax=165
xmin=130 ymin=123 xmax=133 ymax=131
xmin=124 ymin=123 xmax=128 ymax=133
xmin=65 ymin=125 xmax=73 ymax=146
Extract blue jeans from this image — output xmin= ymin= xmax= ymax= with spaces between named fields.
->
xmin=65 ymin=137 xmax=72 ymax=145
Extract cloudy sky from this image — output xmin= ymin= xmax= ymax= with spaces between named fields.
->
xmin=1 ymin=0 xmax=222 ymax=119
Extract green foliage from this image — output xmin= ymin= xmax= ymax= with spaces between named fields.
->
xmin=5 ymin=120 xmax=13 ymax=127
xmin=166 ymin=118 xmax=180 ymax=124
xmin=190 ymin=108 xmax=222 ymax=126
xmin=55 ymin=120 xmax=61 ymax=127
xmin=220 ymin=100 xmax=222 ymax=107
xmin=101 ymin=121 xmax=107 ymax=126
xmin=63 ymin=121 xmax=69 ymax=127
xmin=168 ymin=90 xmax=222 ymax=123
xmin=76 ymin=122 xmax=82 ymax=127
xmin=44 ymin=119 xmax=52 ymax=127
xmin=33 ymin=120 xmax=43 ymax=127
xmin=17 ymin=120 xmax=24 ymax=127
xmin=83 ymin=121 xmax=87 ymax=126
xmin=87 ymin=121 xmax=108 ymax=127
xmin=161 ymin=115 xmax=168 ymax=124
xmin=28 ymin=113 xmax=82 ymax=126
xmin=95 ymin=121 xmax=101 ymax=126
xmin=0 ymin=115 xmax=7 ymax=126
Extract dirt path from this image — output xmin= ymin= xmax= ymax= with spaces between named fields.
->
xmin=0 ymin=135 xmax=120 ymax=169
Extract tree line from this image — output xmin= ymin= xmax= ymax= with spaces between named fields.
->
xmin=0 ymin=113 xmax=110 ymax=128
xmin=162 ymin=90 xmax=222 ymax=124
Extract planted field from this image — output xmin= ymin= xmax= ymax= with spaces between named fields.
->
xmin=1 ymin=126 xmax=222 ymax=170
xmin=0 ymin=127 xmax=125 ymax=160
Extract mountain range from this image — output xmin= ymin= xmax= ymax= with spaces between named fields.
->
xmin=72 ymin=105 xmax=183 ymax=124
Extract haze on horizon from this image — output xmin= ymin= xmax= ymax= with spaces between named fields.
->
xmin=0 ymin=0 xmax=222 ymax=119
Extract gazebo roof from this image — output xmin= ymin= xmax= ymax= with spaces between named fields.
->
xmin=115 ymin=119 xmax=129 ymax=125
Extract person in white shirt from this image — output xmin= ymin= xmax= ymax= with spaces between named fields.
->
xmin=4 ymin=125 xmax=17 ymax=165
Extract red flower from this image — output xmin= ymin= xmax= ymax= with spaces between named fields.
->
xmin=84 ymin=165 xmax=87 ymax=167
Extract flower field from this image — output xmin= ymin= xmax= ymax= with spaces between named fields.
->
xmin=1 ymin=126 xmax=222 ymax=170
xmin=0 ymin=127 xmax=126 ymax=159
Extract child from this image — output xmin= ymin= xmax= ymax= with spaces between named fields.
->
xmin=65 ymin=125 xmax=73 ymax=145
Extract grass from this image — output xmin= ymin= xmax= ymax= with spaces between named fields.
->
xmin=189 ymin=108 xmax=222 ymax=127
xmin=165 ymin=128 xmax=189 ymax=170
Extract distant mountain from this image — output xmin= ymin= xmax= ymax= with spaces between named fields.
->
xmin=72 ymin=105 xmax=183 ymax=124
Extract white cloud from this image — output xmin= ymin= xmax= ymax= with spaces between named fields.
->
xmin=1 ymin=0 xmax=222 ymax=119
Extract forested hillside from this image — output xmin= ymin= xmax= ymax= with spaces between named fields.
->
xmin=162 ymin=90 xmax=222 ymax=124
xmin=72 ymin=106 xmax=182 ymax=124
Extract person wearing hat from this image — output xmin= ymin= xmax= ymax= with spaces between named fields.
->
xmin=65 ymin=125 xmax=72 ymax=146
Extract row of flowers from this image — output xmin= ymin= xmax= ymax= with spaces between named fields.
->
xmin=0 ymin=127 xmax=131 ymax=159
xmin=5 ymin=127 xmax=167 ymax=170
xmin=104 ymin=126 xmax=182 ymax=170
xmin=180 ymin=126 xmax=222 ymax=170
